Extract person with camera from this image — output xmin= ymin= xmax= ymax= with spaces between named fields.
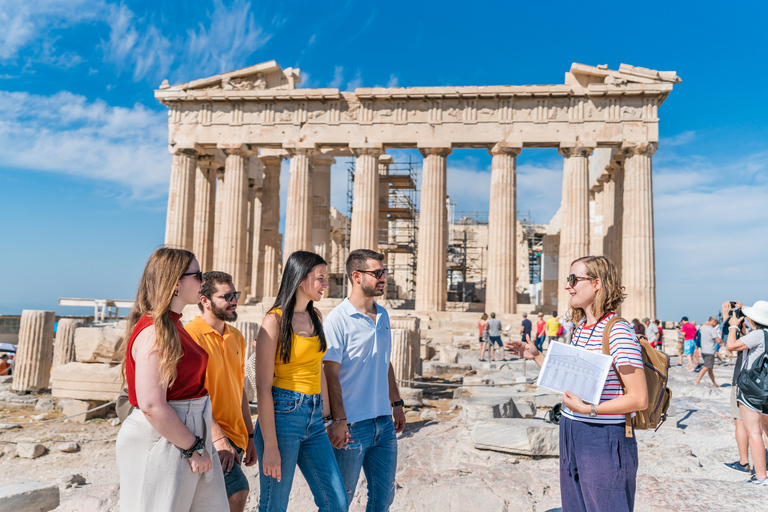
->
xmin=723 ymin=300 xmax=768 ymax=486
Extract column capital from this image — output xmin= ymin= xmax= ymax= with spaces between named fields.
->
xmin=621 ymin=141 xmax=658 ymax=157
xmin=312 ymin=153 xmax=337 ymax=166
xmin=418 ymin=146 xmax=452 ymax=158
xmin=196 ymin=154 xmax=216 ymax=166
xmin=378 ymin=154 xmax=393 ymax=166
xmin=217 ymin=143 xmax=253 ymax=157
xmin=169 ymin=143 xmax=202 ymax=155
xmin=350 ymin=146 xmax=383 ymax=158
xmin=283 ymin=146 xmax=316 ymax=158
xmin=558 ymin=142 xmax=595 ymax=158
xmin=489 ymin=141 xmax=522 ymax=157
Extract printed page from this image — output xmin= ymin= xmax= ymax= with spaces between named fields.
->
xmin=536 ymin=342 xmax=613 ymax=405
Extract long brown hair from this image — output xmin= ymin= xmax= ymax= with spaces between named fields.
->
xmin=567 ymin=255 xmax=626 ymax=324
xmin=119 ymin=247 xmax=195 ymax=389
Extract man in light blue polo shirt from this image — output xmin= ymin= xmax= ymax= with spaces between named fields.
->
xmin=323 ymin=249 xmax=406 ymax=511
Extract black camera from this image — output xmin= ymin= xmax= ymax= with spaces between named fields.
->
xmin=729 ymin=301 xmax=745 ymax=319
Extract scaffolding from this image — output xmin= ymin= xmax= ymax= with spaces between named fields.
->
xmin=447 ymin=210 xmax=488 ymax=302
xmin=346 ymin=156 xmax=420 ymax=300
xmin=519 ymin=212 xmax=544 ymax=285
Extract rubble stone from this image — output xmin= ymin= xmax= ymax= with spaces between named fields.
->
xmin=35 ymin=399 xmax=55 ymax=411
xmin=74 ymin=326 xmax=123 ymax=363
xmin=55 ymin=442 xmax=79 ymax=453
xmin=471 ymin=418 xmax=559 ymax=456
xmin=0 ymin=481 xmax=60 ymax=512
xmin=59 ymin=399 xmax=108 ymax=424
xmin=51 ymin=362 xmax=122 ymax=401
xmin=16 ymin=443 xmax=46 ymax=459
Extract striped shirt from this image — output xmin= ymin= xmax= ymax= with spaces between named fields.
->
xmin=561 ymin=312 xmax=643 ymax=424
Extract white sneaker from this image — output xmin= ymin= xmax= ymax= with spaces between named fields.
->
xmin=745 ymin=475 xmax=768 ymax=486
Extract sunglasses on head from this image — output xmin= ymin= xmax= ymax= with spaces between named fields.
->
xmin=358 ymin=268 xmax=389 ymax=280
xmin=215 ymin=291 xmax=242 ymax=303
xmin=566 ymin=274 xmax=593 ymax=287
xmin=182 ymin=271 xmax=203 ymax=282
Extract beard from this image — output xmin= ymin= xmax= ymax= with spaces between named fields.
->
xmin=211 ymin=301 xmax=238 ymax=322
xmin=362 ymin=280 xmax=385 ymax=298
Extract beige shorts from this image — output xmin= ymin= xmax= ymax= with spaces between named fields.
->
xmin=730 ymin=385 xmax=742 ymax=420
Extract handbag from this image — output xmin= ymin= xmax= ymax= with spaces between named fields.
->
xmin=736 ymin=330 xmax=768 ymax=406
xmin=245 ymin=352 xmax=257 ymax=397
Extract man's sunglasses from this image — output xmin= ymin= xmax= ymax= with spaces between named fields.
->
xmin=566 ymin=274 xmax=593 ymax=287
xmin=182 ymin=271 xmax=203 ymax=282
xmin=215 ymin=291 xmax=242 ymax=303
xmin=358 ymin=268 xmax=389 ymax=280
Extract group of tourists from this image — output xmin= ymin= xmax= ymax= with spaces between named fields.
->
xmin=116 ymin=247 xmax=404 ymax=512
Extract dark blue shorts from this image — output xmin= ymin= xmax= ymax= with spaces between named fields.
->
xmin=489 ymin=336 xmax=502 ymax=347
xmin=223 ymin=437 xmax=249 ymax=498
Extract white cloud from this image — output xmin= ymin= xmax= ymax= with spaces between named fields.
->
xmin=328 ymin=66 xmax=344 ymax=89
xmin=0 ymin=89 xmax=169 ymax=198
xmin=661 ymin=130 xmax=696 ymax=147
xmin=346 ymin=70 xmax=363 ymax=91
xmin=386 ymin=74 xmax=399 ymax=88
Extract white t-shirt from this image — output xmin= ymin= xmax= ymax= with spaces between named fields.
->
xmin=323 ymin=298 xmax=392 ymax=424
xmin=739 ymin=329 xmax=766 ymax=371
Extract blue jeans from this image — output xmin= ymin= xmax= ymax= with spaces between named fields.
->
xmin=535 ymin=334 xmax=546 ymax=352
xmin=559 ymin=416 xmax=637 ymax=512
xmin=334 ymin=415 xmax=397 ymax=512
xmin=253 ymin=387 xmax=347 ymax=512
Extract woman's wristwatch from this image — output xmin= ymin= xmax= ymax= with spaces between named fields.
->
xmin=180 ymin=436 xmax=205 ymax=459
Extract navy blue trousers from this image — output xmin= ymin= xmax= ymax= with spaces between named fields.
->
xmin=559 ymin=416 xmax=638 ymax=512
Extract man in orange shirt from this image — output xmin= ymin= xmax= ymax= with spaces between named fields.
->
xmin=185 ymin=271 xmax=256 ymax=512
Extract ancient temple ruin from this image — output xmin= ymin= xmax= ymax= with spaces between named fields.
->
xmin=155 ymin=60 xmax=679 ymax=320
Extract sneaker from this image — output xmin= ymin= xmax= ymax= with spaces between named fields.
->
xmin=745 ymin=474 xmax=768 ymax=486
xmin=724 ymin=461 xmax=751 ymax=473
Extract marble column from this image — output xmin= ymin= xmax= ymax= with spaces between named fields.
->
xmin=164 ymin=148 xmax=197 ymax=250
xmin=415 ymin=147 xmax=451 ymax=311
xmin=312 ymin=154 xmax=335 ymax=262
xmin=486 ymin=143 xmax=521 ymax=315
xmin=52 ymin=318 xmax=85 ymax=368
xmin=215 ymin=145 xmax=250 ymax=299
xmin=248 ymin=173 xmax=264 ymax=300
xmin=621 ymin=142 xmax=658 ymax=320
xmin=378 ymin=155 xmax=393 ymax=257
xmin=349 ymin=147 xmax=382 ymax=252
xmin=390 ymin=328 xmax=414 ymax=387
xmin=557 ymin=144 xmax=594 ymax=313
xmin=283 ymin=148 xmax=314 ymax=262
xmin=12 ymin=310 xmax=55 ymax=393
xmin=259 ymin=152 xmax=282 ymax=298
xmin=192 ymin=155 xmax=216 ymax=271
xmin=213 ymin=166 xmax=225 ymax=265
xmin=606 ymin=157 xmax=625 ymax=275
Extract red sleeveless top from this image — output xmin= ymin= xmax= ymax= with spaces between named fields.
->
xmin=126 ymin=311 xmax=208 ymax=407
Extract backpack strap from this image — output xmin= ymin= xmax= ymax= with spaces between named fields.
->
xmin=601 ymin=315 xmax=633 ymax=438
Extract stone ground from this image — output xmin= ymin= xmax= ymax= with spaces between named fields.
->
xmin=1 ymin=358 xmax=766 ymax=511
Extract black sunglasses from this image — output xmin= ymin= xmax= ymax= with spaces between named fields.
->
xmin=215 ymin=291 xmax=242 ymax=303
xmin=358 ymin=268 xmax=389 ymax=280
xmin=182 ymin=271 xmax=203 ymax=282
xmin=566 ymin=274 xmax=593 ymax=287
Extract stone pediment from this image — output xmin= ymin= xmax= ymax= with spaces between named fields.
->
xmin=567 ymin=63 xmax=681 ymax=89
xmin=158 ymin=60 xmax=302 ymax=92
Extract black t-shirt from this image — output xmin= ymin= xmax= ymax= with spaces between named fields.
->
xmin=522 ymin=318 xmax=532 ymax=336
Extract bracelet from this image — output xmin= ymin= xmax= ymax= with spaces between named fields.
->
xmin=213 ymin=436 xmax=227 ymax=444
xmin=333 ymin=417 xmax=347 ymax=423
xmin=323 ymin=415 xmax=333 ymax=423
xmin=248 ymin=433 xmax=254 ymax=439
xmin=729 ymin=325 xmax=740 ymax=330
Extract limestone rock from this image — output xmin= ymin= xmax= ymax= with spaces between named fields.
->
xmin=0 ymin=480 xmax=60 ymax=512
xmin=55 ymin=442 xmax=79 ymax=453
xmin=59 ymin=399 xmax=108 ymax=423
xmin=471 ymin=418 xmax=559 ymax=457
xmin=53 ymin=319 xmax=85 ymax=368
xmin=51 ymin=362 xmax=122 ymax=401
xmin=461 ymin=395 xmax=517 ymax=423
xmin=420 ymin=409 xmax=437 ymax=421
xmin=17 ymin=443 xmax=46 ymax=459
xmin=51 ymin=484 xmax=118 ymax=512
xmin=58 ymin=474 xmax=86 ymax=488
xmin=74 ymin=326 xmax=123 ymax=363
xmin=35 ymin=398 xmax=55 ymax=411
xmin=439 ymin=346 xmax=459 ymax=363
xmin=420 ymin=344 xmax=436 ymax=361
xmin=426 ymin=363 xmax=472 ymax=376
xmin=0 ymin=376 xmax=12 ymax=384
xmin=399 ymin=387 xmax=424 ymax=407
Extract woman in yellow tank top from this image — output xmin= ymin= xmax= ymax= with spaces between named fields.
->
xmin=253 ymin=251 xmax=347 ymax=512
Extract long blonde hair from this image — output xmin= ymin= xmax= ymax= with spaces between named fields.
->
xmin=120 ymin=247 xmax=195 ymax=389
xmin=567 ymin=255 xmax=626 ymax=324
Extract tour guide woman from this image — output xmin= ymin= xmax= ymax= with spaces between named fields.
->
xmin=253 ymin=251 xmax=347 ymax=511
xmin=508 ymin=255 xmax=647 ymax=512
xmin=116 ymin=247 xmax=228 ymax=511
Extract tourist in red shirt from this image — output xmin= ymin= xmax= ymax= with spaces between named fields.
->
xmin=116 ymin=248 xmax=228 ymax=512
xmin=535 ymin=312 xmax=547 ymax=352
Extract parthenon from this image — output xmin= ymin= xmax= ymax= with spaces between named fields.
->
xmin=155 ymin=60 xmax=679 ymax=321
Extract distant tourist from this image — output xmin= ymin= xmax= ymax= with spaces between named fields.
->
xmin=520 ymin=312 xmax=532 ymax=345
xmin=508 ymin=255 xmax=647 ymax=511
xmin=0 ymin=354 xmax=10 ymax=376
xmin=631 ymin=318 xmax=645 ymax=336
xmin=535 ymin=312 xmax=547 ymax=352
xmin=478 ymin=313 xmax=489 ymax=361
xmin=545 ymin=311 xmax=561 ymax=347
xmin=680 ymin=316 xmax=697 ymax=370
xmin=253 ymin=251 xmax=347 ymax=511
xmin=116 ymin=247 xmax=228 ymax=512
xmin=185 ymin=271 xmax=256 ymax=512
xmin=723 ymin=300 xmax=768 ymax=486
xmin=653 ymin=320 xmax=664 ymax=350
xmin=644 ymin=318 xmax=660 ymax=347
xmin=694 ymin=317 xmax=722 ymax=387
xmin=486 ymin=312 xmax=506 ymax=361
xmin=324 ymin=249 xmax=405 ymax=511
xmin=561 ymin=316 xmax=575 ymax=345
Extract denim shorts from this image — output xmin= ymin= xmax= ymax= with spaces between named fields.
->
xmin=223 ymin=437 xmax=249 ymax=498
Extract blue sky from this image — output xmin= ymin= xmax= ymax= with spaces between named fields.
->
xmin=1 ymin=0 xmax=767 ymax=322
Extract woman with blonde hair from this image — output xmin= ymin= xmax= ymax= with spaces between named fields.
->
xmin=116 ymin=247 xmax=228 ymax=511
xmin=508 ymin=255 xmax=647 ymax=512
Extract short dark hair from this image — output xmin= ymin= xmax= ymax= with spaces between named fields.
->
xmin=198 ymin=271 xmax=233 ymax=311
xmin=345 ymin=249 xmax=384 ymax=283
